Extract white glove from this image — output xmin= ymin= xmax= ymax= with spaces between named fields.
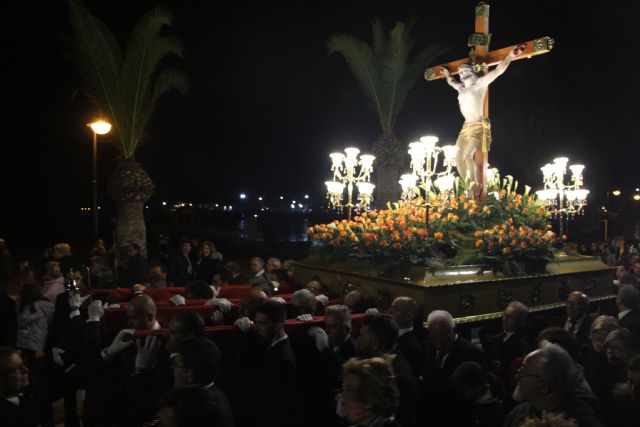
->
xmin=211 ymin=310 xmax=224 ymax=323
xmin=87 ymin=300 xmax=106 ymax=322
xmin=101 ymin=329 xmax=135 ymax=361
xmin=270 ymin=297 xmax=286 ymax=304
xmin=315 ymin=295 xmax=329 ymax=306
xmin=135 ymin=335 xmax=161 ymax=370
xmin=271 ymin=281 xmax=280 ymax=292
xmin=206 ymin=298 xmax=232 ymax=313
xmin=69 ymin=292 xmax=89 ymax=310
xmin=296 ymin=313 xmax=314 ymax=322
xmin=107 ymin=303 xmax=121 ymax=309
xmin=210 ymin=286 xmax=220 ymax=298
xmin=307 ymin=326 xmax=329 ymax=352
xmin=52 ymin=347 xmax=66 ymax=366
xmin=365 ymin=308 xmax=380 ymax=315
xmin=169 ymin=294 xmax=186 ymax=306
xmin=234 ymin=316 xmax=253 ymax=333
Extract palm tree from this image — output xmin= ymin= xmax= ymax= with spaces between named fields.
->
xmin=67 ymin=0 xmax=188 ymax=256
xmin=328 ymin=19 xmax=446 ymax=207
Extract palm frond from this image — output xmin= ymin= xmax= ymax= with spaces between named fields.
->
xmin=371 ymin=18 xmax=386 ymax=60
xmin=380 ymin=22 xmax=411 ymax=131
xmin=67 ymin=0 xmax=126 ymax=144
xmin=327 ymin=33 xmax=385 ymax=128
xmin=136 ymin=68 xmax=189 ymax=148
xmin=388 ymin=42 xmax=448 ymax=129
xmin=120 ymin=6 xmax=183 ymax=157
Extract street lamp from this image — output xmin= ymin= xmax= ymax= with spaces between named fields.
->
xmin=535 ymin=157 xmax=589 ymax=239
xmin=88 ymin=120 xmax=112 ymax=243
xmin=325 ymin=147 xmax=375 ymax=219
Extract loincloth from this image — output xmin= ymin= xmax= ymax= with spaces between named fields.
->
xmin=456 ymin=119 xmax=492 ymax=152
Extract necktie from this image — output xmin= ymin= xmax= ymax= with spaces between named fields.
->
xmin=185 ymin=255 xmax=193 ymax=275
xmin=435 ymin=351 xmax=444 ymax=369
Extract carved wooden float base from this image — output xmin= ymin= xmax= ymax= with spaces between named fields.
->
xmin=292 ymin=255 xmax=615 ymax=323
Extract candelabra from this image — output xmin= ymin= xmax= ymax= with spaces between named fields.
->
xmin=399 ymin=136 xmax=458 ymax=203
xmin=325 ymin=147 xmax=375 ymax=219
xmin=535 ymin=157 xmax=589 ymax=238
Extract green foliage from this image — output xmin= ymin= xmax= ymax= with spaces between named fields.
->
xmin=327 ymin=19 xmax=447 ymax=132
xmin=67 ymin=0 xmax=188 ymax=158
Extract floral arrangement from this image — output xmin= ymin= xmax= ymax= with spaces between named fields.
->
xmin=308 ymin=176 xmax=558 ymax=276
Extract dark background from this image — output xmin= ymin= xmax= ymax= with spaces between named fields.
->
xmin=3 ymin=0 xmax=639 ymax=254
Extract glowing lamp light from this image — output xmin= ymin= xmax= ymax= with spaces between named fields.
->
xmin=634 ymin=194 xmax=640 ymax=201
xmin=356 ymin=182 xmax=375 ymax=196
xmin=325 ymin=181 xmax=344 ymax=195
xmin=359 ymin=154 xmax=375 ymax=170
xmin=419 ymin=135 xmax=439 ymax=153
xmin=569 ymin=164 xmax=584 ymax=177
xmin=88 ymin=120 xmax=112 ymax=135
xmin=344 ymin=147 xmax=360 ymax=159
xmin=304 ymin=195 xmax=309 ymax=199
xmin=329 ymin=152 xmax=345 ymax=169
xmin=434 ymin=175 xmax=455 ymax=192
xmin=612 ymin=190 xmax=621 ymax=196
xmin=441 ymin=145 xmax=458 ymax=160
xmin=239 ymin=193 xmax=246 ymax=199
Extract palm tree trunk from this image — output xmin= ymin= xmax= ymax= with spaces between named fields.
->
xmin=107 ymin=158 xmax=154 ymax=260
xmin=373 ymin=131 xmax=405 ymax=209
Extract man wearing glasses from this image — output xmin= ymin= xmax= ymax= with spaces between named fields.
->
xmin=0 ymin=346 xmax=52 ymax=426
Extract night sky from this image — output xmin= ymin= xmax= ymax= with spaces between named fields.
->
xmin=5 ymin=0 xmax=640 ymax=216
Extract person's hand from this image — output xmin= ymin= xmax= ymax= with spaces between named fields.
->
xmin=315 ymin=295 xmax=329 ymax=306
xmin=206 ymin=298 xmax=232 ymax=313
xmin=52 ymin=347 xmax=66 ymax=366
xmin=271 ymin=281 xmax=280 ymax=293
xmin=307 ymin=326 xmax=329 ymax=352
xmin=101 ymin=328 xmax=135 ymax=361
xmin=296 ymin=313 xmax=314 ymax=322
xmin=210 ymin=286 xmax=220 ymax=298
xmin=68 ymin=292 xmax=88 ymax=311
xmin=169 ymin=294 xmax=186 ymax=306
xmin=87 ymin=300 xmax=106 ymax=322
xmin=513 ymin=43 xmax=526 ymax=56
xmin=135 ymin=335 xmax=162 ymax=370
xmin=234 ymin=317 xmax=253 ymax=333
xmin=270 ymin=297 xmax=286 ymax=304
xmin=211 ymin=310 xmax=224 ymax=323
xmin=365 ymin=308 xmax=379 ymax=315
xmin=441 ymin=67 xmax=451 ymax=77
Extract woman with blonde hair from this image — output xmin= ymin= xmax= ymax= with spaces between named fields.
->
xmin=195 ymin=241 xmax=223 ymax=284
xmin=41 ymin=261 xmax=65 ymax=302
xmin=338 ymin=356 xmax=399 ymax=426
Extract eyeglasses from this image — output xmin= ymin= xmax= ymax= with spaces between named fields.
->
xmin=0 ymin=365 xmax=29 ymax=376
xmin=516 ymin=366 xmax=542 ymax=379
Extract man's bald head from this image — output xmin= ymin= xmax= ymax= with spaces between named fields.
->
xmin=240 ymin=288 xmax=268 ymax=319
xmin=566 ymin=291 xmax=590 ymax=321
xmin=127 ymin=294 xmax=157 ymax=330
xmin=390 ymin=296 xmax=418 ymax=329
xmin=344 ymin=290 xmax=366 ymax=314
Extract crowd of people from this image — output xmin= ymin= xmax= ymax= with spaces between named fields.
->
xmin=0 ymin=236 xmax=640 ymax=426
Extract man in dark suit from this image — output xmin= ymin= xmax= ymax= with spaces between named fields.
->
xmin=562 ymin=291 xmax=594 ymax=346
xmin=0 ymin=346 xmax=52 ymax=427
xmin=169 ymin=337 xmax=233 ymax=427
xmin=325 ymin=304 xmax=358 ymax=362
xmin=421 ymin=310 xmax=486 ymax=427
xmin=123 ymin=243 xmax=148 ymax=288
xmin=357 ymin=313 xmax=417 ymax=427
xmin=479 ymin=301 xmax=528 ymax=375
xmin=241 ymin=300 xmax=297 ymax=427
xmin=617 ymin=285 xmax=640 ymax=342
xmin=390 ymin=296 xmax=424 ymax=376
xmin=168 ymin=240 xmax=195 ymax=285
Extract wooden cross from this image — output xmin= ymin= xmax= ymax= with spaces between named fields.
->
xmin=425 ymin=2 xmax=553 ymax=199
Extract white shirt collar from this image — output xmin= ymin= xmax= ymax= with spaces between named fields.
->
xmin=151 ymin=321 xmax=162 ymax=331
xmin=398 ymin=327 xmax=413 ymax=337
xmin=503 ymin=331 xmax=515 ymax=342
xmin=254 ymin=269 xmax=265 ymax=277
xmin=618 ymin=309 xmax=632 ymax=320
xmin=271 ymin=334 xmax=288 ymax=348
xmin=5 ymin=396 xmax=19 ymax=406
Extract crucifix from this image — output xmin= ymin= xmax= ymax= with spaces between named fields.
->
xmin=425 ymin=2 xmax=553 ymax=199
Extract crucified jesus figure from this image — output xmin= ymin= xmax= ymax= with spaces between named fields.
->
xmin=441 ymin=44 xmax=525 ymax=189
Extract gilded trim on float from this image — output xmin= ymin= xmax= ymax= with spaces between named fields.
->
xmin=453 ymin=295 xmax=617 ymax=325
